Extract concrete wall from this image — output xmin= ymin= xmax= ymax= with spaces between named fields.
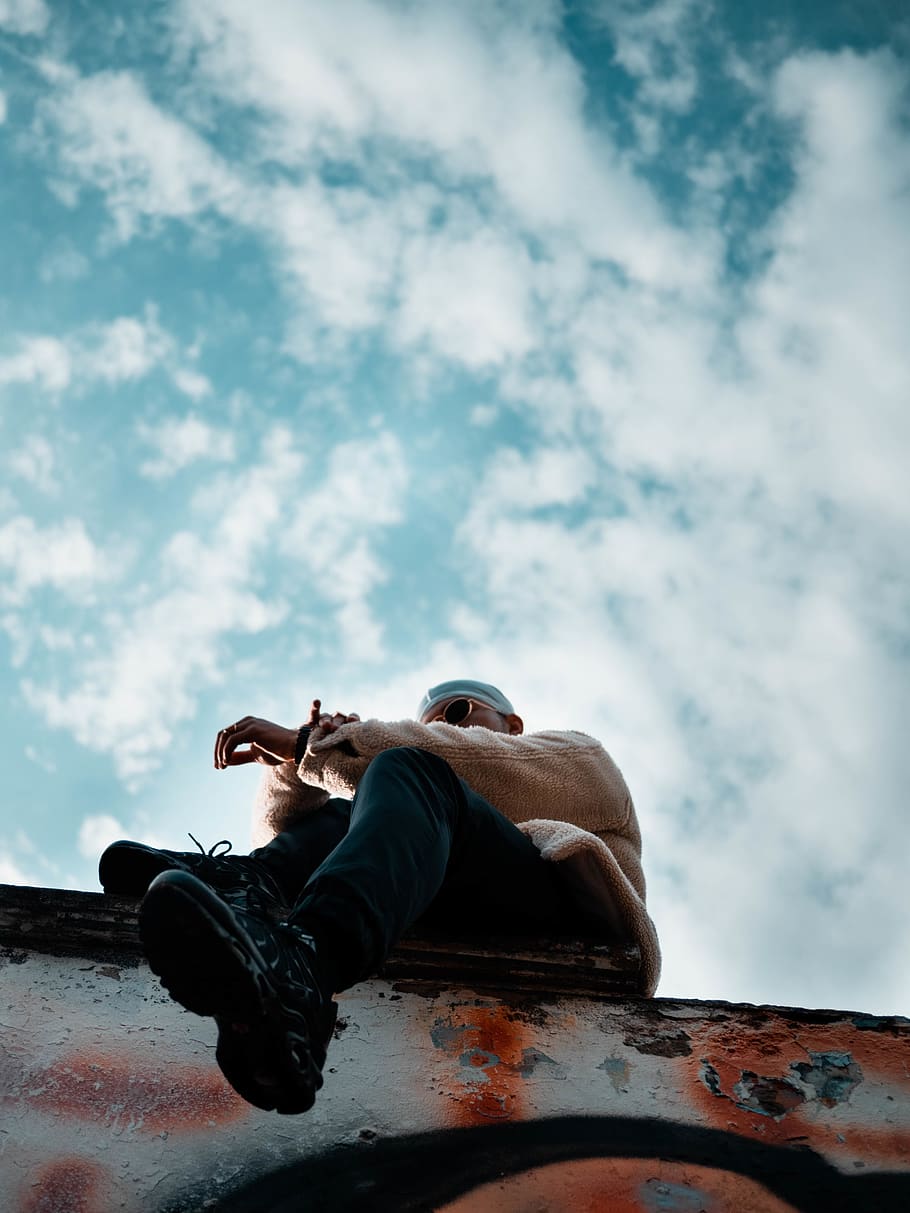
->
xmin=1 ymin=891 xmax=908 ymax=1212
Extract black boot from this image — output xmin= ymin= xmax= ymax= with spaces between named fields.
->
xmin=99 ymin=836 xmax=289 ymax=918
xmin=139 ymin=870 xmax=337 ymax=1114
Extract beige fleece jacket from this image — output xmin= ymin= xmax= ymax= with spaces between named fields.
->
xmin=253 ymin=719 xmax=660 ymax=996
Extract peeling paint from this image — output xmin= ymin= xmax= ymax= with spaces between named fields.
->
xmin=790 ymin=1051 xmax=862 ymax=1106
xmin=640 ymin=1175 xmax=712 ymax=1212
xmin=624 ymin=1029 xmax=692 ymax=1058
xmin=733 ymin=1071 xmax=807 ymax=1118
xmin=597 ymin=1056 xmax=631 ymax=1094
xmin=516 ymin=1048 xmax=565 ymax=1080
xmin=700 ymin=1059 xmax=723 ymax=1097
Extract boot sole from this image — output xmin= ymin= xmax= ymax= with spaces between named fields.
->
xmin=139 ymin=871 xmax=335 ymax=1114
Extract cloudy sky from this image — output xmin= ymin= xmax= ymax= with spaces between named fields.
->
xmin=1 ymin=0 xmax=908 ymax=1016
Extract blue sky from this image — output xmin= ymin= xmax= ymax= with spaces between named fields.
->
xmin=1 ymin=0 xmax=908 ymax=1015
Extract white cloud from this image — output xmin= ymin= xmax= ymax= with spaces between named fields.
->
xmin=736 ymin=48 xmax=910 ymax=523
xmin=23 ymin=427 xmax=300 ymax=782
xmin=0 ymin=336 xmax=71 ymax=391
xmin=23 ymin=743 xmax=56 ymax=772
xmin=475 ymin=445 xmax=596 ymax=509
xmin=77 ymin=814 xmax=126 ymax=859
xmin=431 ymin=42 xmax=910 ymax=1011
xmin=32 ymin=1 xmax=712 ymax=377
xmin=81 ymin=311 xmax=172 ymax=382
xmin=0 ymin=308 xmax=201 ymax=399
xmin=8 ymin=434 xmax=57 ymax=494
xmin=280 ymin=430 xmax=408 ymax=662
xmin=395 ymin=230 xmax=536 ymax=369
xmin=137 ymin=413 xmax=234 ymax=479
xmin=0 ymin=89 xmax=7 ymax=125
xmin=37 ymin=63 xmax=249 ymax=240
xmin=22 ymin=427 xmax=404 ymax=784
xmin=469 ymin=404 xmax=498 ymax=427
xmin=174 ymin=0 xmax=699 ymax=285
xmin=172 ymin=366 xmax=212 ymax=400
xmin=38 ymin=243 xmax=90 ymax=282
xmin=0 ymin=0 xmax=49 ymax=36
xmin=597 ymin=0 xmax=707 ymax=115
xmin=0 ymin=852 xmax=39 ymax=885
xmin=447 ymin=433 xmax=909 ymax=1011
xmin=37 ymin=625 xmax=75 ymax=651
xmin=266 ymin=179 xmax=402 ymax=341
xmin=0 ymin=515 xmax=108 ymax=605
xmin=0 ymin=827 xmax=51 ymax=887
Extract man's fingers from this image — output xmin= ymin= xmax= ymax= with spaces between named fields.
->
xmin=218 ymin=724 xmax=259 ymax=768
xmin=216 ymin=725 xmax=236 ymax=769
xmin=215 ymin=716 xmax=265 ymax=767
xmin=222 ymin=741 xmax=281 ymax=767
xmin=215 ymin=722 xmax=240 ymax=768
xmin=215 ymin=727 xmax=233 ymax=768
xmin=223 ymin=748 xmax=258 ymax=766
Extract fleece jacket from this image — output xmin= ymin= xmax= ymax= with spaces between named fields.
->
xmin=252 ymin=718 xmax=661 ymax=996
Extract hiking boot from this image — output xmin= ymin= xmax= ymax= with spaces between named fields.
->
xmin=99 ymin=836 xmax=289 ymax=919
xmin=139 ymin=870 xmax=337 ymax=1114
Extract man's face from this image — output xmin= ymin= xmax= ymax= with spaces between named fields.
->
xmin=420 ymin=698 xmax=523 ymax=735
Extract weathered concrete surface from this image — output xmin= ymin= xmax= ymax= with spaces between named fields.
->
xmin=1 ymin=886 xmax=908 ymax=1212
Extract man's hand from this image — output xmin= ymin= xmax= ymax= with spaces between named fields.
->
xmin=214 ymin=716 xmax=299 ymax=768
xmin=318 ymin=711 xmax=361 ymax=735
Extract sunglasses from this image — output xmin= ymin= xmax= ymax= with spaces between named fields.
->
xmin=428 ymin=698 xmax=500 ymax=725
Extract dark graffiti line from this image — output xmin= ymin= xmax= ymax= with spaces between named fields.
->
xmin=163 ymin=1114 xmax=910 ymax=1213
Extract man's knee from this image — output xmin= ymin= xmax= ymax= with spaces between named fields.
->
xmin=366 ymin=747 xmax=467 ymax=812
xmin=370 ymin=746 xmax=454 ymax=780
xmin=354 ymin=748 xmax=471 ymax=841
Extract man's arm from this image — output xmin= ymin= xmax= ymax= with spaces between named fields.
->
xmin=301 ymin=718 xmax=636 ymax=841
xmin=214 ymin=699 xmax=329 ymax=768
xmin=214 ymin=702 xmax=360 ymax=843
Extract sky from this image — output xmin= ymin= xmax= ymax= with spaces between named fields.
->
xmin=1 ymin=0 xmax=908 ymax=1017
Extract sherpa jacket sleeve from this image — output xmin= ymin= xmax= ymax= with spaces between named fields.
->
xmin=251 ymin=760 xmax=332 ymax=848
xmin=298 ymin=718 xmax=645 ymax=898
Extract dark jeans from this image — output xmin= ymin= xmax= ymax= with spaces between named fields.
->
xmin=250 ymin=747 xmax=574 ymax=991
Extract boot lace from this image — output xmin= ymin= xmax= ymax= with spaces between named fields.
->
xmin=186 ymin=833 xmax=283 ymax=916
xmin=187 ymin=832 xmax=233 ymax=859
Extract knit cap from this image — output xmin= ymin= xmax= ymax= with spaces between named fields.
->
xmin=418 ymin=680 xmax=515 ymax=720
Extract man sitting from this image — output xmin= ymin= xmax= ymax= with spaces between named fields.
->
xmin=100 ymin=680 xmax=660 ymax=1115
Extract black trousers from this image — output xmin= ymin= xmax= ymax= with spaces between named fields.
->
xmin=250 ymin=747 xmax=574 ymax=991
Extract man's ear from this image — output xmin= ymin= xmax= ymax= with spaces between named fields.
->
xmin=505 ymin=713 xmax=524 ymax=735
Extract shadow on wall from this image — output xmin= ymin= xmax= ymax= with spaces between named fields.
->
xmin=165 ymin=1115 xmax=910 ymax=1213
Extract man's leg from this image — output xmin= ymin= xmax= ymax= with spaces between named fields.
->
xmin=287 ymin=746 xmax=571 ymax=991
xmin=249 ymin=798 xmax=352 ymax=904
xmin=140 ymin=747 xmax=571 ymax=1113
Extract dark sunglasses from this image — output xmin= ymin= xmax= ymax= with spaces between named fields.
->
xmin=429 ymin=698 xmax=498 ymax=725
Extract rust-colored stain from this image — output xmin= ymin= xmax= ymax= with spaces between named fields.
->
xmin=26 ymin=1050 xmax=248 ymax=1133
xmin=439 ymin=1157 xmax=800 ymax=1213
xmin=20 ymin=1157 xmax=109 ymax=1213
xmin=430 ymin=1005 xmax=530 ymax=1123
xmin=687 ymin=1017 xmax=910 ymax=1166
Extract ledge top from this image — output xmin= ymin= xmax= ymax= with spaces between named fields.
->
xmin=0 ymin=882 xmax=643 ymax=998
